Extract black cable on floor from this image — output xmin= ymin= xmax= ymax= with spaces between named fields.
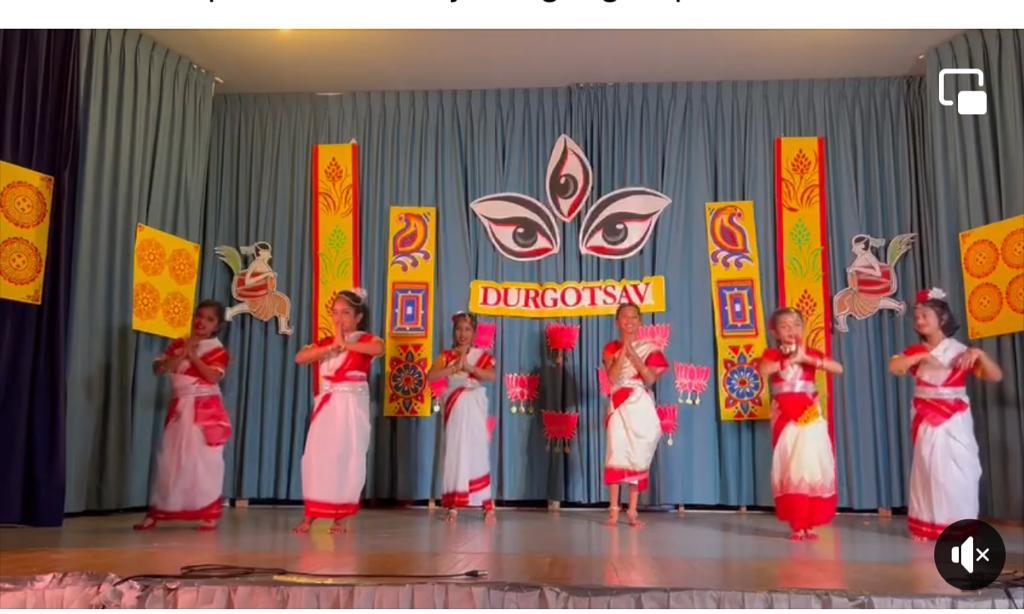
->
xmin=115 ymin=563 xmax=488 ymax=586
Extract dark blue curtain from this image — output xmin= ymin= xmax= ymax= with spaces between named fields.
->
xmin=0 ymin=30 xmax=79 ymax=526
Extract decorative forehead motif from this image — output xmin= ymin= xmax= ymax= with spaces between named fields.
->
xmin=470 ymin=135 xmax=672 ymax=262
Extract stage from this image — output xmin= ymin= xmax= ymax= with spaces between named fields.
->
xmin=1 ymin=507 xmax=1022 ymax=608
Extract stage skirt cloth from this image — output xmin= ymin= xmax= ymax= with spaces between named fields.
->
xmin=441 ymin=349 xmax=494 ymax=510
xmin=770 ymin=394 xmax=837 ymax=531
xmin=148 ymin=381 xmax=229 ymax=521
xmin=301 ymin=379 xmax=370 ymax=520
xmin=604 ymin=382 xmax=661 ymax=492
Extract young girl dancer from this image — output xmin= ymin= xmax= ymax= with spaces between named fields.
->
xmin=427 ymin=312 xmax=498 ymax=522
xmin=135 ymin=300 xmax=231 ymax=531
xmin=294 ymin=289 xmax=384 ymax=534
xmin=603 ymin=303 xmax=668 ymax=527
xmin=759 ymin=308 xmax=844 ymax=541
xmin=889 ymin=288 xmax=1003 ymax=541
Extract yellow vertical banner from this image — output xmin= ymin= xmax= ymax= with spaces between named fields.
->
xmin=383 ymin=207 xmax=437 ymax=418
xmin=132 ymin=224 xmax=200 ymax=339
xmin=775 ymin=137 xmax=834 ymax=431
xmin=959 ymin=215 xmax=1024 ymax=339
xmin=312 ymin=143 xmax=360 ymax=391
xmin=705 ymin=201 xmax=770 ymax=421
xmin=0 ymin=160 xmax=54 ymax=305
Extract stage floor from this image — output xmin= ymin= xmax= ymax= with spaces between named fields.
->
xmin=2 ymin=507 xmax=1022 ymax=607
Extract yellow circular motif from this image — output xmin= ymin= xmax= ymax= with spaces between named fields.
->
xmin=133 ymin=282 xmax=161 ymax=321
xmin=1006 ymin=273 xmax=1024 ymax=315
xmin=1002 ymin=228 xmax=1024 ymax=269
xmin=0 ymin=181 xmax=47 ymax=229
xmin=135 ymin=238 xmax=166 ymax=277
xmin=963 ymin=239 xmax=1000 ymax=279
xmin=167 ymin=248 xmax=197 ymax=286
xmin=162 ymin=291 xmax=191 ymax=329
xmin=967 ymin=283 xmax=1002 ymax=323
xmin=0 ymin=237 xmax=43 ymax=285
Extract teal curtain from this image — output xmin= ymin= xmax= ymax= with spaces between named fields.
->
xmin=64 ymin=30 xmax=214 ymax=512
xmin=924 ymin=30 xmax=1024 ymax=520
xmin=63 ymin=29 xmax=1022 ymax=522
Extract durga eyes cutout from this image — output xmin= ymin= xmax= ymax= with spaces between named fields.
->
xmin=578 ymin=188 xmax=671 ymax=260
xmin=470 ymin=193 xmax=561 ymax=262
xmin=471 ymin=135 xmax=672 ymax=262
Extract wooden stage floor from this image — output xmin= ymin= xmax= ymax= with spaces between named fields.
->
xmin=2 ymin=507 xmax=1022 ymax=605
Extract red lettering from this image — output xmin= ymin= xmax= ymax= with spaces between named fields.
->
xmin=561 ymin=285 xmax=582 ymax=308
xmin=602 ymin=284 xmax=619 ymax=305
xmin=629 ymin=282 xmax=650 ymax=305
xmin=481 ymin=285 xmax=501 ymax=307
xmin=502 ymin=287 xmax=517 ymax=308
xmin=541 ymin=286 xmax=560 ymax=309
xmin=524 ymin=288 xmax=541 ymax=310
xmin=583 ymin=285 xmax=599 ymax=307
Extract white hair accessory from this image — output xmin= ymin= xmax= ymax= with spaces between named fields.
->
xmin=351 ymin=287 xmax=368 ymax=301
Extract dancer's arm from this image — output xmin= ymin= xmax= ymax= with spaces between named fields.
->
xmin=427 ymin=353 xmax=458 ymax=381
xmin=794 ymin=347 xmax=844 ymax=375
xmin=345 ymin=336 xmax=385 ymax=358
xmin=956 ymin=348 xmax=1004 ymax=382
xmin=295 ymin=338 xmax=342 ymax=365
xmin=186 ymin=339 xmax=225 ymax=384
xmin=889 ymin=350 xmax=934 ymax=376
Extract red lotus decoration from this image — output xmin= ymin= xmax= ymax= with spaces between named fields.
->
xmin=657 ymin=405 xmax=679 ymax=446
xmin=545 ymin=323 xmax=580 ymax=353
xmin=541 ymin=410 xmax=579 ymax=453
xmin=637 ymin=324 xmax=671 ymax=351
xmin=505 ymin=373 xmax=526 ymax=414
xmin=487 ymin=416 xmax=497 ymax=442
xmin=473 ymin=322 xmax=496 ymax=351
xmin=674 ymin=363 xmax=712 ymax=405
xmin=506 ymin=373 xmax=540 ymax=414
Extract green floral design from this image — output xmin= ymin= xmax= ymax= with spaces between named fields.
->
xmin=785 ymin=219 xmax=823 ymax=282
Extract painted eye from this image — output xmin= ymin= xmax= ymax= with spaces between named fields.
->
xmin=579 ymin=188 xmax=671 ymax=259
xmin=470 ymin=193 xmax=561 ymax=261
xmin=546 ymin=134 xmax=592 ymax=223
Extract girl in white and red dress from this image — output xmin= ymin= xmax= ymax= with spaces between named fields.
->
xmin=294 ymin=289 xmax=384 ymax=534
xmin=759 ymin=308 xmax=844 ymax=541
xmin=603 ymin=303 xmax=669 ymax=527
xmin=427 ymin=312 xmax=498 ymax=523
xmin=888 ymin=288 xmax=1003 ymax=541
xmin=135 ymin=300 xmax=231 ymax=531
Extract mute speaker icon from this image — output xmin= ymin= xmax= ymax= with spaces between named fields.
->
xmin=951 ymin=536 xmax=975 ymax=573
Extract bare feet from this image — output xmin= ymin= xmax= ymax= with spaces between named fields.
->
xmin=293 ymin=518 xmax=313 ymax=534
xmin=911 ymin=534 xmax=929 ymax=542
xmin=133 ymin=517 xmax=157 ymax=531
xmin=446 ymin=509 xmax=458 ymax=524
xmin=789 ymin=532 xmax=805 ymax=541
xmin=484 ymin=508 xmax=497 ymax=523
xmin=606 ymin=507 xmax=620 ymax=526
xmin=802 ymin=529 xmax=818 ymax=541
xmin=626 ymin=510 xmax=644 ymax=528
xmin=329 ymin=518 xmax=349 ymax=535
xmin=197 ymin=520 xmax=218 ymax=531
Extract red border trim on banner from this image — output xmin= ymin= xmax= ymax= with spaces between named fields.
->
xmin=817 ymin=138 xmax=834 ymax=441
